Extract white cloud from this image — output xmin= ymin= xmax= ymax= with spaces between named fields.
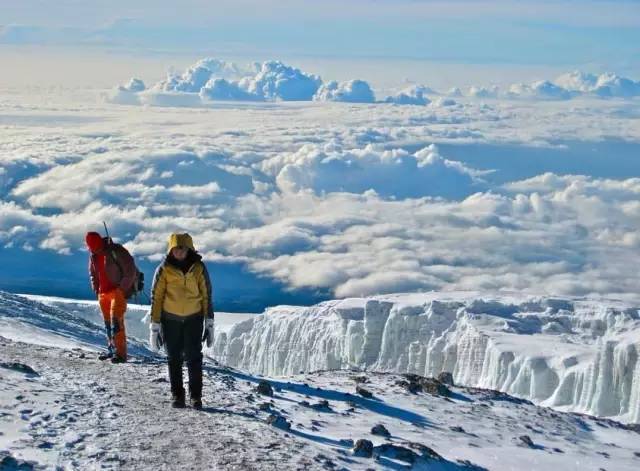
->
xmin=241 ymin=60 xmax=322 ymax=101
xmin=384 ymin=85 xmax=431 ymax=106
xmin=313 ymin=80 xmax=375 ymax=103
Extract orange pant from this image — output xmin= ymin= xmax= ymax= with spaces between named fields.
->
xmin=99 ymin=288 xmax=127 ymax=360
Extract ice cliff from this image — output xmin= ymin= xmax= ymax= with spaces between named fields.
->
xmin=212 ymin=292 xmax=640 ymax=423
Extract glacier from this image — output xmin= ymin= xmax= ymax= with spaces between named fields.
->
xmin=212 ymin=292 xmax=640 ymax=423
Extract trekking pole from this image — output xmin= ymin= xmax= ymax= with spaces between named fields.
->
xmin=103 ymin=221 xmax=111 ymax=242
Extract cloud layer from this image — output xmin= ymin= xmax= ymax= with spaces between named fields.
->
xmin=3 ymin=84 xmax=640 ymax=303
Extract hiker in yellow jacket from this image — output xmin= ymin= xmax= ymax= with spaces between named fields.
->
xmin=149 ymin=233 xmax=214 ymax=409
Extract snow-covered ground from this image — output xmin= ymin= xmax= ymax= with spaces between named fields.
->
xmin=1 ymin=290 xmax=640 ymax=470
xmin=213 ymin=292 xmax=640 ymax=423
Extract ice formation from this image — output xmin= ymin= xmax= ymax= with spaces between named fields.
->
xmin=212 ymin=292 xmax=640 ymax=423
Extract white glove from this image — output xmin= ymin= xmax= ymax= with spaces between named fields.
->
xmin=149 ymin=322 xmax=163 ymax=351
xmin=202 ymin=318 xmax=214 ymax=348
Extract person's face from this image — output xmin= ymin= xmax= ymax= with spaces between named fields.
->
xmin=171 ymin=246 xmax=188 ymax=261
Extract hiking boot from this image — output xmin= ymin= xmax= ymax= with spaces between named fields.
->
xmin=98 ymin=351 xmax=114 ymax=361
xmin=172 ymin=395 xmax=186 ymax=409
xmin=190 ymin=398 xmax=202 ymax=410
xmin=110 ymin=356 xmax=127 ymax=364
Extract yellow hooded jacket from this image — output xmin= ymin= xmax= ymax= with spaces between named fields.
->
xmin=150 ymin=233 xmax=214 ymax=323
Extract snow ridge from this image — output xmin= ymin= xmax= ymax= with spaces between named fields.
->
xmin=212 ymin=293 xmax=640 ymax=423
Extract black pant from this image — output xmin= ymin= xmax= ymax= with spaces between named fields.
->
xmin=161 ymin=313 xmax=203 ymax=400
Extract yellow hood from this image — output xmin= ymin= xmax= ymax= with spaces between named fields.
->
xmin=167 ymin=233 xmax=195 ymax=252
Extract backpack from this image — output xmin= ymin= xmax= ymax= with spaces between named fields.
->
xmin=105 ymin=238 xmax=144 ymax=299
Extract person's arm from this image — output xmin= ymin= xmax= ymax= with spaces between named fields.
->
xmin=150 ymin=264 xmax=167 ymax=323
xmin=89 ymin=256 xmax=99 ymax=295
xmin=198 ymin=263 xmax=214 ymax=320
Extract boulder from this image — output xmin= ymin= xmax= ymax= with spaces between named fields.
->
xmin=267 ymin=414 xmax=291 ymax=430
xmin=353 ymin=439 xmax=374 ymax=457
xmin=256 ymin=380 xmax=274 ymax=396
xmin=371 ymin=424 xmax=391 ymax=437
xmin=437 ymin=371 xmax=454 ymax=386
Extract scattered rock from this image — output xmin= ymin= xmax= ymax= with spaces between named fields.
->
xmin=311 ymin=400 xmax=331 ymax=411
xmin=356 ymin=385 xmax=373 ymax=398
xmin=259 ymin=402 xmax=272 ymax=411
xmin=437 ymin=371 xmax=454 ymax=386
xmin=371 ymin=424 xmax=391 ymax=437
xmin=0 ymin=362 xmax=38 ymax=376
xmin=256 ymin=380 xmax=274 ymax=396
xmin=353 ymin=439 xmax=374 ymax=457
xmin=266 ymin=414 xmax=291 ymax=430
xmin=0 ymin=451 xmax=36 ymax=470
xmin=352 ymin=375 xmax=369 ymax=383
xmin=518 ymin=435 xmax=535 ymax=448
xmin=372 ymin=444 xmax=420 ymax=464
xmin=406 ymin=442 xmax=442 ymax=460
xmin=402 ymin=374 xmax=451 ymax=396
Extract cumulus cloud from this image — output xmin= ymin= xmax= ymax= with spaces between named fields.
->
xmin=384 ymin=85 xmax=431 ymax=105
xmin=157 ymin=58 xmax=245 ymax=93
xmin=506 ymin=80 xmax=573 ymax=100
xmin=554 ymin=71 xmax=640 ymax=98
xmin=271 ymin=143 xmax=486 ymax=199
xmin=199 ymin=78 xmax=260 ymax=102
xmin=240 ymin=60 xmax=322 ymax=101
xmin=313 ymin=80 xmax=375 ymax=103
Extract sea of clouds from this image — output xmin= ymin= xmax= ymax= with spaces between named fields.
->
xmin=1 ymin=58 xmax=640 ymax=301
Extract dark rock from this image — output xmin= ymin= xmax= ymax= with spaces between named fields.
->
xmin=450 ymin=426 xmax=466 ymax=433
xmin=437 ymin=371 xmax=454 ymax=386
xmin=371 ymin=424 xmax=391 ymax=437
xmin=626 ymin=423 xmax=640 ymax=433
xmin=353 ymin=439 xmax=374 ymax=457
xmin=267 ymin=414 xmax=291 ymax=430
xmin=518 ymin=435 xmax=535 ymax=448
xmin=0 ymin=362 xmax=38 ymax=376
xmin=352 ymin=375 xmax=369 ymax=383
xmin=356 ymin=386 xmax=373 ymax=398
xmin=0 ymin=452 xmax=36 ymax=470
xmin=372 ymin=444 xmax=419 ymax=464
xmin=311 ymin=400 xmax=331 ymax=411
xmin=406 ymin=442 xmax=442 ymax=460
xmin=259 ymin=402 xmax=272 ymax=411
xmin=402 ymin=374 xmax=451 ymax=396
xmin=300 ymin=400 xmax=310 ymax=407
xmin=256 ymin=380 xmax=274 ymax=396
xmin=633 ymin=451 xmax=640 ymax=458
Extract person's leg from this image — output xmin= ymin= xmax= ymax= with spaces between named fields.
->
xmin=162 ymin=316 xmax=186 ymax=405
xmin=98 ymin=293 xmax=114 ymax=354
xmin=110 ymin=289 xmax=128 ymax=361
xmin=183 ymin=315 xmax=204 ymax=404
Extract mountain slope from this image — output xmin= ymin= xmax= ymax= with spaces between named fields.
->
xmin=1 ymin=291 xmax=640 ymax=470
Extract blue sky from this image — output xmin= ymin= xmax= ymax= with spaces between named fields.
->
xmin=1 ymin=0 xmax=639 ymax=72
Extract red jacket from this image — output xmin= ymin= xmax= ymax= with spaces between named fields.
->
xmin=89 ymin=239 xmax=136 ymax=296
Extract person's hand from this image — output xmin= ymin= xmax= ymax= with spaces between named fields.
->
xmin=149 ymin=323 xmax=163 ymax=351
xmin=202 ymin=318 xmax=214 ymax=348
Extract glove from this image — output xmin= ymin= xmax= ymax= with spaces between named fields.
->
xmin=149 ymin=322 xmax=163 ymax=351
xmin=202 ymin=318 xmax=214 ymax=348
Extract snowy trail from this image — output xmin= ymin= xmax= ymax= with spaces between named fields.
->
xmin=0 ymin=338 xmax=327 ymax=470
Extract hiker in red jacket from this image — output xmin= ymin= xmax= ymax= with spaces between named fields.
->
xmin=85 ymin=232 xmax=136 ymax=363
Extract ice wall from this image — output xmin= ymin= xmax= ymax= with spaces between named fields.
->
xmin=212 ymin=293 xmax=640 ymax=423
